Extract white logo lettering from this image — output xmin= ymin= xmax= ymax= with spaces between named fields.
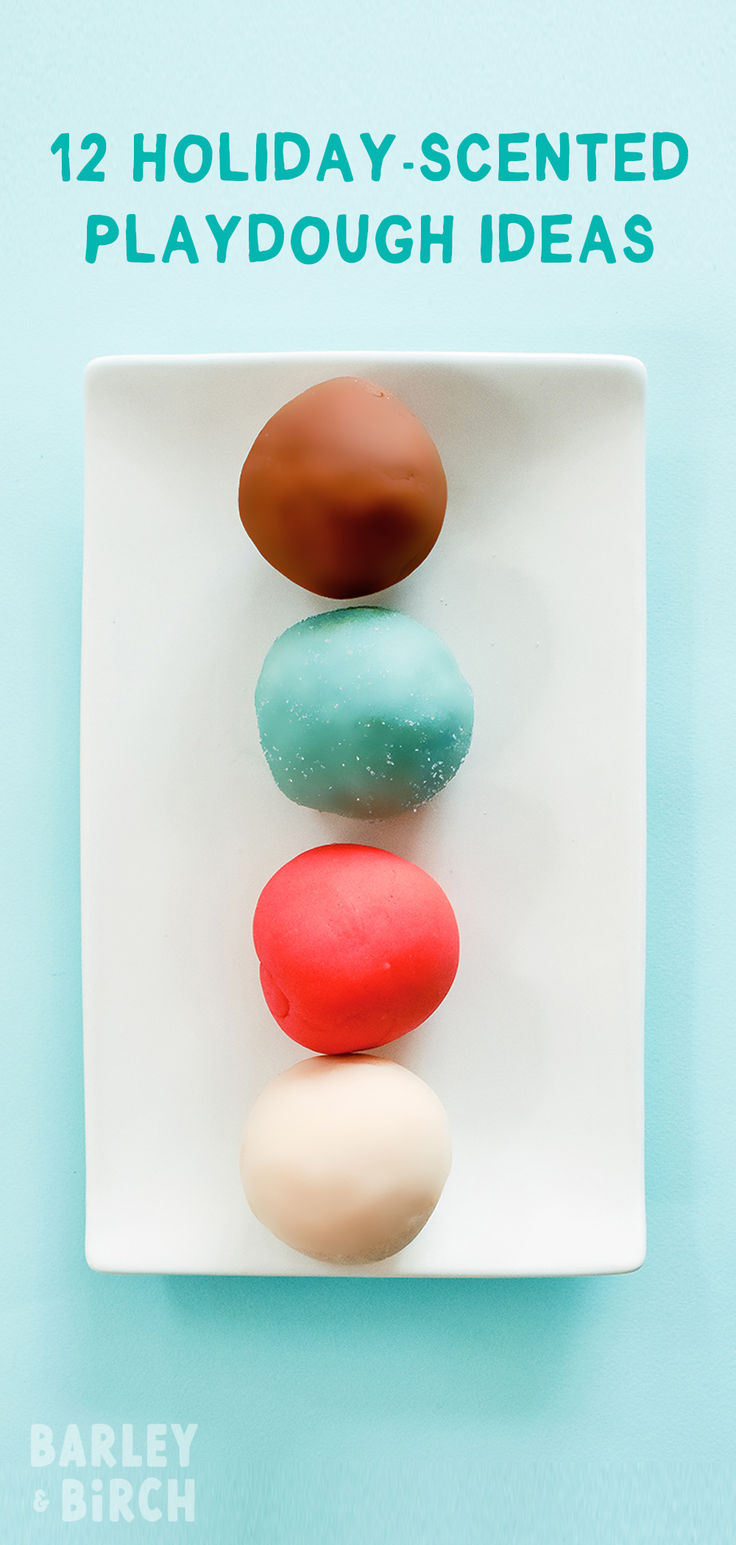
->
xmin=171 ymin=1424 xmax=198 ymax=1467
xmin=62 ymin=1479 xmax=86 ymax=1521
xmin=139 ymin=1478 xmax=163 ymax=1523
xmin=30 ymin=1425 xmax=55 ymax=1467
xmin=59 ymin=1425 xmax=86 ymax=1468
xmin=168 ymin=1478 xmax=196 ymax=1522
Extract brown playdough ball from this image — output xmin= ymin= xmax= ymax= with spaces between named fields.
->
xmin=238 ymin=376 xmax=447 ymax=598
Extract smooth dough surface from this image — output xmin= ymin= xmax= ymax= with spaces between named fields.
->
xmin=255 ymin=606 xmax=474 ymax=818
xmin=238 ymin=376 xmax=447 ymax=599
xmin=253 ymin=843 xmax=460 ymax=1053
xmin=240 ymin=1055 xmax=452 ymax=1265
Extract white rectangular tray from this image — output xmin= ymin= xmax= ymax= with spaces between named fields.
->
xmin=82 ymin=351 xmax=646 ymax=1275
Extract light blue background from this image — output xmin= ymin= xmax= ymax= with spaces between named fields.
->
xmin=2 ymin=2 xmax=735 ymax=1539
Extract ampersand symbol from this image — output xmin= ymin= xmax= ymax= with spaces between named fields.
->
xmin=33 ymin=1489 xmax=50 ymax=1512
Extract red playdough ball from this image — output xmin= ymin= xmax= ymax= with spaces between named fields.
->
xmin=253 ymin=844 xmax=460 ymax=1054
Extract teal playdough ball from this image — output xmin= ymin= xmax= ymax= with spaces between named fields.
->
xmin=255 ymin=606 xmax=474 ymax=818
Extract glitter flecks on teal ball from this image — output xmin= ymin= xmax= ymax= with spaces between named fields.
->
xmin=255 ymin=606 xmax=474 ymax=818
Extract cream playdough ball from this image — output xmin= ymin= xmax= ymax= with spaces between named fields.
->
xmin=239 ymin=1055 xmax=452 ymax=1265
